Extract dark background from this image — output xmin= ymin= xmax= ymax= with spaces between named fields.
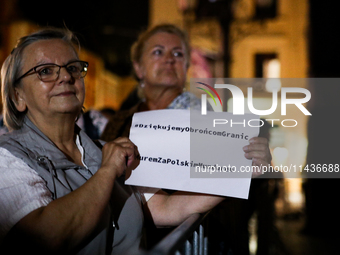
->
xmin=15 ymin=0 xmax=340 ymax=78
xmin=17 ymin=0 xmax=149 ymax=76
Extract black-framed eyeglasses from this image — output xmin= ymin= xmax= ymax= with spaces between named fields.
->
xmin=15 ymin=60 xmax=89 ymax=83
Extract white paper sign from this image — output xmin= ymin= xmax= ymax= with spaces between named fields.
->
xmin=126 ymin=109 xmax=259 ymax=199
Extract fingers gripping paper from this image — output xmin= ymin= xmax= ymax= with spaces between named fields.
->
xmin=126 ymin=109 xmax=259 ymax=199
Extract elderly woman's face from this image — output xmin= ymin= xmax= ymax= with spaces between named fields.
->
xmin=134 ymin=32 xmax=188 ymax=89
xmin=15 ymin=39 xmax=85 ymax=120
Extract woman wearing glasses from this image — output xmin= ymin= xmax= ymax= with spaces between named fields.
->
xmin=0 ymin=28 xmax=142 ymax=254
xmin=0 ymin=28 xmax=271 ymax=254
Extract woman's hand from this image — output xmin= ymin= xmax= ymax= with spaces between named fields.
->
xmin=243 ymin=137 xmax=272 ymax=177
xmin=101 ymin=137 xmax=140 ymax=179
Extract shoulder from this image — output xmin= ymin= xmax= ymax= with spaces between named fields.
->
xmin=0 ymin=147 xmax=52 ymax=242
xmin=0 ymin=147 xmax=24 ymax=167
xmin=168 ymin=92 xmax=214 ymax=111
xmin=0 ymin=130 xmax=33 ymax=159
xmin=167 ymin=92 xmax=201 ymax=110
xmin=0 ymin=147 xmax=44 ymax=183
xmin=0 ymin=146 xmax=44 ymax=185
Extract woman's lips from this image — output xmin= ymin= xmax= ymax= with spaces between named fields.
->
xmin=56 ymin=91 xmax=75 ymax=96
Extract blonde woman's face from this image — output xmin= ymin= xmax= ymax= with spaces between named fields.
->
xmin=134 ymin=32 xmax=188 ymax=89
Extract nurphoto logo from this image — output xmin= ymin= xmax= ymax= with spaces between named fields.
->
xmin=196 ymin=81 xmax=312 ymax=128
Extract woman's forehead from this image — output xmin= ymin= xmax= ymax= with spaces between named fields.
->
xmin=22 ymin=39 xmax=77 ymax=64
xmin=145 ymin=32 xmax=184 ymax=49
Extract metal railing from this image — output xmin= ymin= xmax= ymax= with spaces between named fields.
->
xmin=142 ymin=213 xmax=209 ymax=255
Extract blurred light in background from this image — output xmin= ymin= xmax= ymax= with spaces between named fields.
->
xmin=264 ymin=58 xmax=281 ymax=92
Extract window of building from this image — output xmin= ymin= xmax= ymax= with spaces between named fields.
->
xmin=254 ymin=0 xmax=277 ymax=19
xmin=255 ymin=53 xmax=280 ymax=77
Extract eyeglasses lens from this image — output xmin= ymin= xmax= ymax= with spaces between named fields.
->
xmin=36 ymin=61 xmax=88 ymax=82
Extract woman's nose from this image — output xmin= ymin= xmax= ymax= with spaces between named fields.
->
xmin=58 ymin=67 xmax=74 ymax=84
xmin=164 ymin=51 xmax=175 ymax=63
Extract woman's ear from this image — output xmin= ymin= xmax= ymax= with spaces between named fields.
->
xmin=14 ymin=88 xmax=27 ymax=112
xmin=133 ymin=61 xmax=144 ymax=80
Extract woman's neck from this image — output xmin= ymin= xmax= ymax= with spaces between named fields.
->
xmin=30 ymin=113 xmax=84 ymax=166
xmin=27 ymin=112 xmax=78 ymax=151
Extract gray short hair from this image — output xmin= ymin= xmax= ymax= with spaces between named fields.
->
xmin=1 ymin=27 xmax=79 ymax=130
